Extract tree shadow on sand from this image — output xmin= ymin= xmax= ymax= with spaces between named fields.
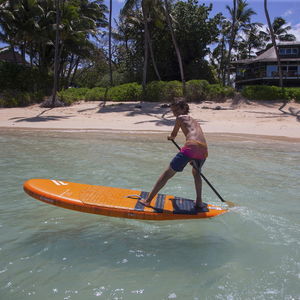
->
xmin=98 ymin=102 xmax=175 ymax=127
xmin=9 ymin=108 xmax=71 ymax=123
xmin=97 ymin=102 xmax=209 ymax=127
xmin=230 ymin=96 xmax=300 ymax=122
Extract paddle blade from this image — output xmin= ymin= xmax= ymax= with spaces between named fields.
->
xmin=225 ymin=201 xmax=236 ymax=208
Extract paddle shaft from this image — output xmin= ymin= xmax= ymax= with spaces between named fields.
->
xmin=171 ymin=139 xmax=226 ymax=203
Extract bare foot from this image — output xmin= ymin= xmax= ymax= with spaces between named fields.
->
xmin=139 ymin=199 xmax=152 ymax=207
xmin=195 ymin=203 xmax=209 ymax=212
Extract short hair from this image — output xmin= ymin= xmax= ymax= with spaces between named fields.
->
xmin=170 ymin=99 xmax=189 ymax=114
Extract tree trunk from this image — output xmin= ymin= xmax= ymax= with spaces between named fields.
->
xmin=108 ymin=0 xmax=113 ymax=87
xmin=65 ymin=54 xmax=74 ymax=88
xmin=141 ymin=2 xmax=149 ymax=99
xmin=220 ymin=35 xmax=226 ymax=86
xmin=164 ymin=0 xmax=186 ymax=96
xmin=227 ymin=0 xmax=237 ymax=86
xmin=143 ymin=7 xmax=161 ymax=81
xmin=70 ymin=57 xmax=80 ymax=86
xmin=264 ymin=0 xmax=283 ymax=88
xmin=51 ymin=0 xmax=61 ymax=107
xmin=264 ymin=0 xmax=285 ymax=110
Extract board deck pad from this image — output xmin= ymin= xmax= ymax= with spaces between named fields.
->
xmin=23 ymin=179 xmax=228 ymax=220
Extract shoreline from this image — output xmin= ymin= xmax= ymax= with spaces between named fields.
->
xmin=0 ymin=100 xmax=299 ymax=141
xmin=1 ymin=127 xmax=299 ymax=143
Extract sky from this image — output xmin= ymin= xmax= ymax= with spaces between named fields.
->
xmin=1 ymin=0 xmax=299 ymax=48
xmin=105 ymin=0 xmax=300 ymax=41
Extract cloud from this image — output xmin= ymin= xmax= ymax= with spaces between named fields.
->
xmin=283 ymin=9 xmax=293 ymax=17
xmin=290 ymin=23 xmax=300 ymax=41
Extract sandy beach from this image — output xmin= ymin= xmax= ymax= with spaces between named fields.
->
xmin=0 ymin=99 xmax=299 ymax=140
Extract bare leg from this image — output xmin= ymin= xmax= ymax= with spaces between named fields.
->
xmin=192 ymin=166 xmax=208 ymax=212
xmin=140 ymin=166 xmax=176 ymax=206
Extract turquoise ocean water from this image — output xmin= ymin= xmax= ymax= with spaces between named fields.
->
xmin=0 ymin=129 xmax=299 ymax=299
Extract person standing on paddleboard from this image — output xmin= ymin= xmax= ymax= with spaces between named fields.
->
xmin=139 ymin=99 xmax=209 ymax=212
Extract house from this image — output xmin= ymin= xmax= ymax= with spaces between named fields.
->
xmin=0 ymin=47 xmax=26 ymax=65
xmin=232 ymin=41 xmax=300 ymax=88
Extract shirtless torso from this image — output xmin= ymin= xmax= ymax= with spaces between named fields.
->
xmin=169 ymin=114 xmax=208 ymax=159
xmin=170 ymin=114 xmax=206 ymax=144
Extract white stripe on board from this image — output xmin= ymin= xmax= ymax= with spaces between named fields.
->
xmin=51 ymin=180 xmax=61 ymax=186
xmin=58 ymin=181 xmax=68 ymax=186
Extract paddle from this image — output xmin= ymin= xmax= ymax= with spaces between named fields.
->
xmin=170 ymin=139 xmax=235 ymax=208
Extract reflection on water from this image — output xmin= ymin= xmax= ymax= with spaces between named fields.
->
xmin=0 ymin=130 xmax=299 ymax=299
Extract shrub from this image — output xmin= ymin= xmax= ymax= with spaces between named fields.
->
xmin=285 ymin=88 xmax=300 ymax=103
xmin=97 ymin=72 xmax=129 ymax=88
xmin=0 ymin=90 xmax=43 ymax=107
xmin=58 ymin=88 xmax=89 ymax=105
xmin=161 ymin=81 xmax=183 ymax=102
xmin=206 ymin=84 xmax=235 ymax=101
xmin=0 ymin=62 xmax=52 ymax=94
xmin=107 ymin=83 xmax=142 ymax=101
xmin=144 ymin=81 xmax=167 ymax=102
xmin=241 ymin=85 xmax=286 ymax=100
xmin=85 ymin=87 xmax=106 ymax=101
xmin=185 ymin=80 xmax=209 ymax=102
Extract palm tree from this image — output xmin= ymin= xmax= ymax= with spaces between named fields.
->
xmin=163 ymin=0 xmax=185 ymax=95
xmin=227 ymin=0 xmax=237 ymax=85
xmin=0 ymin=1 xmax=18 ymax=62
xmin=226 ymin=0 xmax=256 ymax=85
xmin=264 ymin=0 xmax=283 ymax=88
xmin=238 ymin=23 xmax=266 ymax=59
xmin=122 ymin=0 xmax=162 ymax=96
xmin=262 ymin=17 xmax=296 ymax=43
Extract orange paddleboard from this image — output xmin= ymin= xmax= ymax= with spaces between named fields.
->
xmin=23 ymin=179 xmax=228 ymax=220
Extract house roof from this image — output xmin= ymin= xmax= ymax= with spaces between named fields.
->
xmin=232 ymin=41 xmax=300 ymax=65
xmin=0 ymin=47 xmax=26 ymax=64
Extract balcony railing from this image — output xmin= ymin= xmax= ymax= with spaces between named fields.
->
xmin=236 ymin=71 xmax=300 ymax=81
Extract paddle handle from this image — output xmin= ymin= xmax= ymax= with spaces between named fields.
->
xmin=171 ymin=139 xmax=226 ymax=203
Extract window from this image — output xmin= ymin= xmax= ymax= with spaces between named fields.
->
xmin=279 ymin=65 xmax=299 ymax=76
xmin=267 ymin=65 xmax=277 ymax=77
xmin=287 ymin=66 xmax=298 ymax=76
xmin=279 ymin=48 xmax=299 ymax=55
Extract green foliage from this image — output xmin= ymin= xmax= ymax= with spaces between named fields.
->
xmin=44 ymin=81 xmax=238 ymax=105
xmin=285 ymin=88 xmax=300 ymax=103
xmin=0 ymin=62 xmax=50 ymax=107
xmin=144 ymin=81 xmax=183 ymax=102
xmin=107 ymin=83 xmax=142 ymax=101
xmin=161 ymin=81 xmax=183 ymax=102
xmin=173 ymin=1 xmax=222 ymax=80
xmin=58 ymin=88 xmax=89 ymax=105
xmin=206 ymin=84 xmax=235 ymax=101
xmin=186 ymin=80 xmax=209 ymax=102
xmin=0 ymin=90 xmax=43 ymax=107
xmin=144 ymin=81 xmax=167 ymax=102
xmin=96 ymin=72 xmax=129 ymax=88
xmin=241 ymin=85 xmax=286 ymax=100
xmin=0 ymin=62 xmax=51 ymax=92
xmin=241 ymin=85 xmax=300 ymax=102
xmin=85 ymin=87 xmax=106 ymax=101
xmin=0 ymin=0 xmax=108 ymax=81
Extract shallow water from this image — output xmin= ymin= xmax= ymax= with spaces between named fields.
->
xmin=0 ymin=130 xmax=299 ymax=300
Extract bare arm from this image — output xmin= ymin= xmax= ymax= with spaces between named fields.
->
xmin=168 ymin=117 xmax=181 ymax=140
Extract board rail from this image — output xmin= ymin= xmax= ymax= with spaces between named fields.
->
xmin=23 ymin=179 xmax=228 ymax=220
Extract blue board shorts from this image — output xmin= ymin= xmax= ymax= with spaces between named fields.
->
xmin=170 ymin=152 xmax=206 ymax=172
